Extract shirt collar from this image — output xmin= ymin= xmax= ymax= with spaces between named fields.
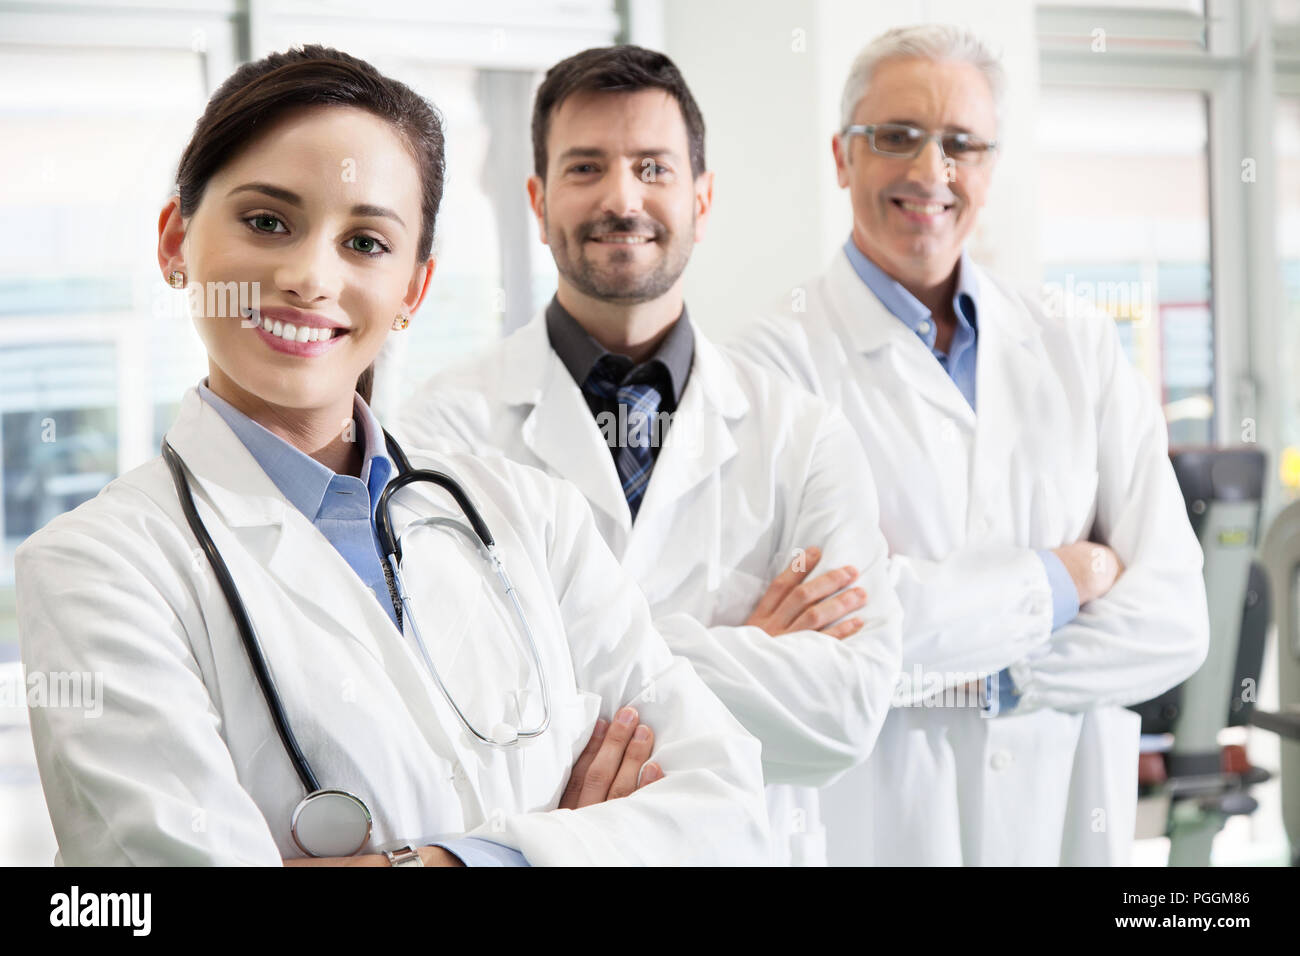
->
xmin=197 ymin=378 xmax=393 ymax=521
xmin=842 ymin=237 xmax=980 ymax=342
xmin=544 ymin=294 xmax=695 ymax=404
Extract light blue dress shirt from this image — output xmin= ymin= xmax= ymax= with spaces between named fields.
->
xmin=196 ymin=379 xmax=528 ymax=866
xmin=841 ymin=240 xmax=1081 ymax=716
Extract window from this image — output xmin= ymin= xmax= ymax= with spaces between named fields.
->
xmin=1036 ymin=86 xmax=1214 ymax=446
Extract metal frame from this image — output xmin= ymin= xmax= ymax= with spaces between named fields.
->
xmin=1038 ymin=0 xmax=1283 ymax=513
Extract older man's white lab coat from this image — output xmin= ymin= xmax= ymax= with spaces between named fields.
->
xmin=727 ymin=250 xmax=1208 ymax=865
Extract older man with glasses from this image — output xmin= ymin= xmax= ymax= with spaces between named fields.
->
xmin=729 ymin=24 xmax=1208 ymax=866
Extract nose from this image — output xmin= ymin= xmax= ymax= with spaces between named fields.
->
xmin=273 ymin=232 xmax=340 ymax=304
xmin=598 ymin=164 xmax=646 ymax=220
xmin=906 ymin=136 xmax=952 ymax=189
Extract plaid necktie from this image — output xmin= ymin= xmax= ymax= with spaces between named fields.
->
xmin=584 ymin=357 xmax=663 ymax=520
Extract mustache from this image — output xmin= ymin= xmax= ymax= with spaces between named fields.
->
xmin=577 ymin=215 xmax=666 ymax=241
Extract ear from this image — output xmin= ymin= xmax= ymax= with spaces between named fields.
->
xmin=157 ymin=196 xmax=187 ymax=281
xmin=525 ymin=174 xmax=548 ymax=245
xmin=403 ymin=255 xmax=437 ymax=318
xmin=832 ymin=132 xmax=851 ymax=189
xmin=692 ymin=169 xmax=715 ymax=243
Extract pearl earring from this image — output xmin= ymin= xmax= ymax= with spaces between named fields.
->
xmin=392 ymin=313 xmax=410 ymax=330
xmin=168 ymin=270 xmax=186 ymax=289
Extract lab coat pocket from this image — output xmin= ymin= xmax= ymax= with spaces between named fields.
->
xmin=710 ymin=567 xmax=770 ymax=627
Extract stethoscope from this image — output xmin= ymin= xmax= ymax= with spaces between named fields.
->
xmin=160 ymin=430 xmax=551 ymax=858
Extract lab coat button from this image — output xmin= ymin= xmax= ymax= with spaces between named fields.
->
xmin=990 ymin=751 xmax=1012 ymax=771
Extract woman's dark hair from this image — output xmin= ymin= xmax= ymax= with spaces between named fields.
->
xmin=531 ymin=44 xmax=706 ymax=181
xmin=175 ymin=44 xmax=445 ymax=403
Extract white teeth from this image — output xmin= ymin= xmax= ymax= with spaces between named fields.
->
xmin=257 ymin=317 xmax=340 ymax=343
xmin=898 ymin=200 xmax=947 ymax=215
xmin=594 ymin=236 xmax=650 ymax=243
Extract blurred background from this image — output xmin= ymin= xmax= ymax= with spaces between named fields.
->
xmin=2 ymin=0 xmax=1298 ymax=866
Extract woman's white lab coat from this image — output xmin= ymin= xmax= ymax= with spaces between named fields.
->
xmin=393 ymin=316 xmax=903 ymax=866
xmin=727 ymin=250 xmax=1209 ymax=865
xmin=15 ymin=387 xmax=770 ymax=866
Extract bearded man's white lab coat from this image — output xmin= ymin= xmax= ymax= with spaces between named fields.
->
xmin=394 ymin=313 xmax=903 ymax=865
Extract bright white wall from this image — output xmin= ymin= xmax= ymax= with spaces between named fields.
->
xmin=647 ymin=0 xmax=1040 ymax=340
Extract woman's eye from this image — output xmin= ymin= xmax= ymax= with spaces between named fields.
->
xmin=246 ymin=214 xmax=286 ymax=234
xmin=345 ymin=235 xmax=391 ymax=257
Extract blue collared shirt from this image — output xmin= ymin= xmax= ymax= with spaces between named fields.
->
xmin=841 ymin=240 xmax=1080 ymax=715
xmin=197 ymin=379 xmax=528 ymax=867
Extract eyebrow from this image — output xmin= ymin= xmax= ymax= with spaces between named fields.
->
xmin=557 ymin=147 xmax=683 ymax=163
xmin=882 ymin=118 xmax=976 ymax=135
xmin=225 ymin=182 xmax=406 ymax=228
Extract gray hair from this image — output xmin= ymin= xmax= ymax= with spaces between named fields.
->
xmin=840 ymin=24 xmax=1004 ymax=131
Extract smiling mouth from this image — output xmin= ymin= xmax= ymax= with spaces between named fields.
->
xmin=244 ymin=310 xmax=348 ymax=343
xmin=891 ymin=198 xmax=954 ymax=215
xmin=587 ymin=234 xmax=655 ymax=244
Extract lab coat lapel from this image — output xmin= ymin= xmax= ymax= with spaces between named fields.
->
xmin=163 ymin=388 xmax=394 ymax=672
xmin=503 ymin=314 xmax=632 ymax=537
xmin=968 ymin=271 xmax=1043 ymax=530
xmin=826 ymin=251 xmax=978 ymax=430
xmin=622 ymin=334 xmax=744 ymax=588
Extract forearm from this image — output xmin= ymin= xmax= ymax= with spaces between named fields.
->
xmin=890 ymin=546 xmax=1054 ymax=699
xmin=282 ymin=846 xmax=464 ymax=867
xmin=656 ymin=612 xmax=899 ymax=785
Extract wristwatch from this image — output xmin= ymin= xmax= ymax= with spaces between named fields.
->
xmin=383 ymin=843 xmax=425 ymax=867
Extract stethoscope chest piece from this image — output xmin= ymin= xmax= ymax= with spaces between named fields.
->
xmin=290 ymin=789 xmax=373 ymax=858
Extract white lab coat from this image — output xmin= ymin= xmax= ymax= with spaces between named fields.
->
xmin=15 ymin=386 xmax=771 ymax=866
xmin=727 ymin=250 xmax=1209 ymax=865
xmin=393 ymin=313 xmax=903 ymax=866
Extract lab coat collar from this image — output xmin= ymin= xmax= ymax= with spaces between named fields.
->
xmin=629 ymin=331 xmax=746 ymax=531
xmin=164 ymin=387 xmax=288 ymax=529
xmin=501 ymin=314 xmax=633 ymax=529
xmin=826 ymin=248 xmax=1041 ymax=429
xmin=499 ymin=312 xmax=748 ymax=533
xmin=163 ymin=386 xmax=402 ymax=667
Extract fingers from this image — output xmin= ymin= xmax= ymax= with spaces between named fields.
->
xmin=776 ymin=566 xmax=861 ymax=632
xmin=559 ymin=718 xmax=608 ymax=810
xmin=745 ymin=546 xmax=823 ymax=624
xmin=638 ymin=762 xmax=663 ymax=788
xmin=576 ymin=706 xmax=641 ymax=808
xmin=607 ymin=723 xmax=655 ymax=800
xmin=820 ymin=616 xmax=865 ymax=640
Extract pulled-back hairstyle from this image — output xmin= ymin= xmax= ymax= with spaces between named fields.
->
xmin=174 ymin=44 xmax=446 ymax=402
xmin=531 ymin=44 xmax=706 ymax=180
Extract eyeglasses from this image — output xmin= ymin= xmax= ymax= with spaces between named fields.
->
xmin=842 ymin=123 xmax=997 ymax=166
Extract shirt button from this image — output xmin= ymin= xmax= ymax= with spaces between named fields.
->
xmin=990 ymin=751 xmax=1012 ymax=771
xmin=918 ymin=320 xmax=932 ymax=335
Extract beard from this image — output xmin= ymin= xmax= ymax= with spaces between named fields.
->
xmin=548 ymin=212 xmax=693 ymax=304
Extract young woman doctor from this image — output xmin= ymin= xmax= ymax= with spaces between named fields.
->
xmin=14 ymin=46 xmax=768 ymax=866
